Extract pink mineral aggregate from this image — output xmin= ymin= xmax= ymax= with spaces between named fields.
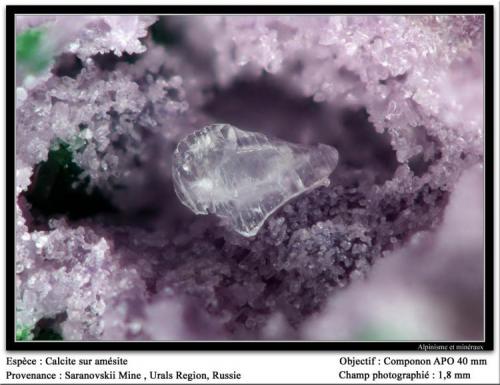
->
xmin=14 ymin=15 xmax=484 ymax=341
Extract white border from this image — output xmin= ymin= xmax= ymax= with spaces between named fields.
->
xmin=1 ymin=1 xmax=498 ymax=384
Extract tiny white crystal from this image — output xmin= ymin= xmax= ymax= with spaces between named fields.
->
xmin=172 ymin=124 xmax=339 ymax=237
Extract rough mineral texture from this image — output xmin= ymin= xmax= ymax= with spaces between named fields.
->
xmin=15 ymin=15 xmax=484 ymax=341
xmin=172 ymin=124 xmax=339 ymax=236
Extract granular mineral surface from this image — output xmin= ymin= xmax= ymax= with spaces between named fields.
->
xmin=14 ymin=15 xmax=484 ymax=341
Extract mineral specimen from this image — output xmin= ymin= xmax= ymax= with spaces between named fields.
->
xmin=172 ymin=124 xmax=339 ymax=236
xmin=14 ymin=14 xmax=484 ymax=341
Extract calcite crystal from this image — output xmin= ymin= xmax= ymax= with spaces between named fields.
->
xmin=172 ymin=124 xmax=339 ymax=236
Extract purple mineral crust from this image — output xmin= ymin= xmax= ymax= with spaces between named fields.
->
xmin=15 ymin=15 xmax=484 ymax=340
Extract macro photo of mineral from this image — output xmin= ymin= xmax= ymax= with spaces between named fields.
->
xmin=14 ymin=14 xmax=485 ymax=341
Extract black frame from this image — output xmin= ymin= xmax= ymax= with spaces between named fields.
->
xmin=6 ymin=5 xmax=494 ymax=351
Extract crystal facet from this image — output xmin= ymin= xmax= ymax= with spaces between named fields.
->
xmin=172 ymin=124 xmax=339 ymax=236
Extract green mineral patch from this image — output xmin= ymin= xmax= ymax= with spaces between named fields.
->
xmin=16 ymin=324 xmax=33 ymax=341
xmin=16 ymin=27 xmax=52 ymax=74
xmin=151 ymin=17 xmax=183 ymax=47
xmin=25 ymin=137 xmax=115 ymax=221
xmin=33 ymin=327 xmax=63 ymax=341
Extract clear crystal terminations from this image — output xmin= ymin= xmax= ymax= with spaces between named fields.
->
xmin=172 ymin=124 xmax=339 ymax=237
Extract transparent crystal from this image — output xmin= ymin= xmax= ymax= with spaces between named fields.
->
xmin=172 ymin=124 xmax=339 ymax=237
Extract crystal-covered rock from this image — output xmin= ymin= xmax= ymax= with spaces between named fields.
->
xmin=172 ymin=124 xmax=339 ymax=236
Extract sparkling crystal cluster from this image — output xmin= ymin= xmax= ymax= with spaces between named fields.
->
xmin=15 ymin=15 xmax=484 ymax=340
